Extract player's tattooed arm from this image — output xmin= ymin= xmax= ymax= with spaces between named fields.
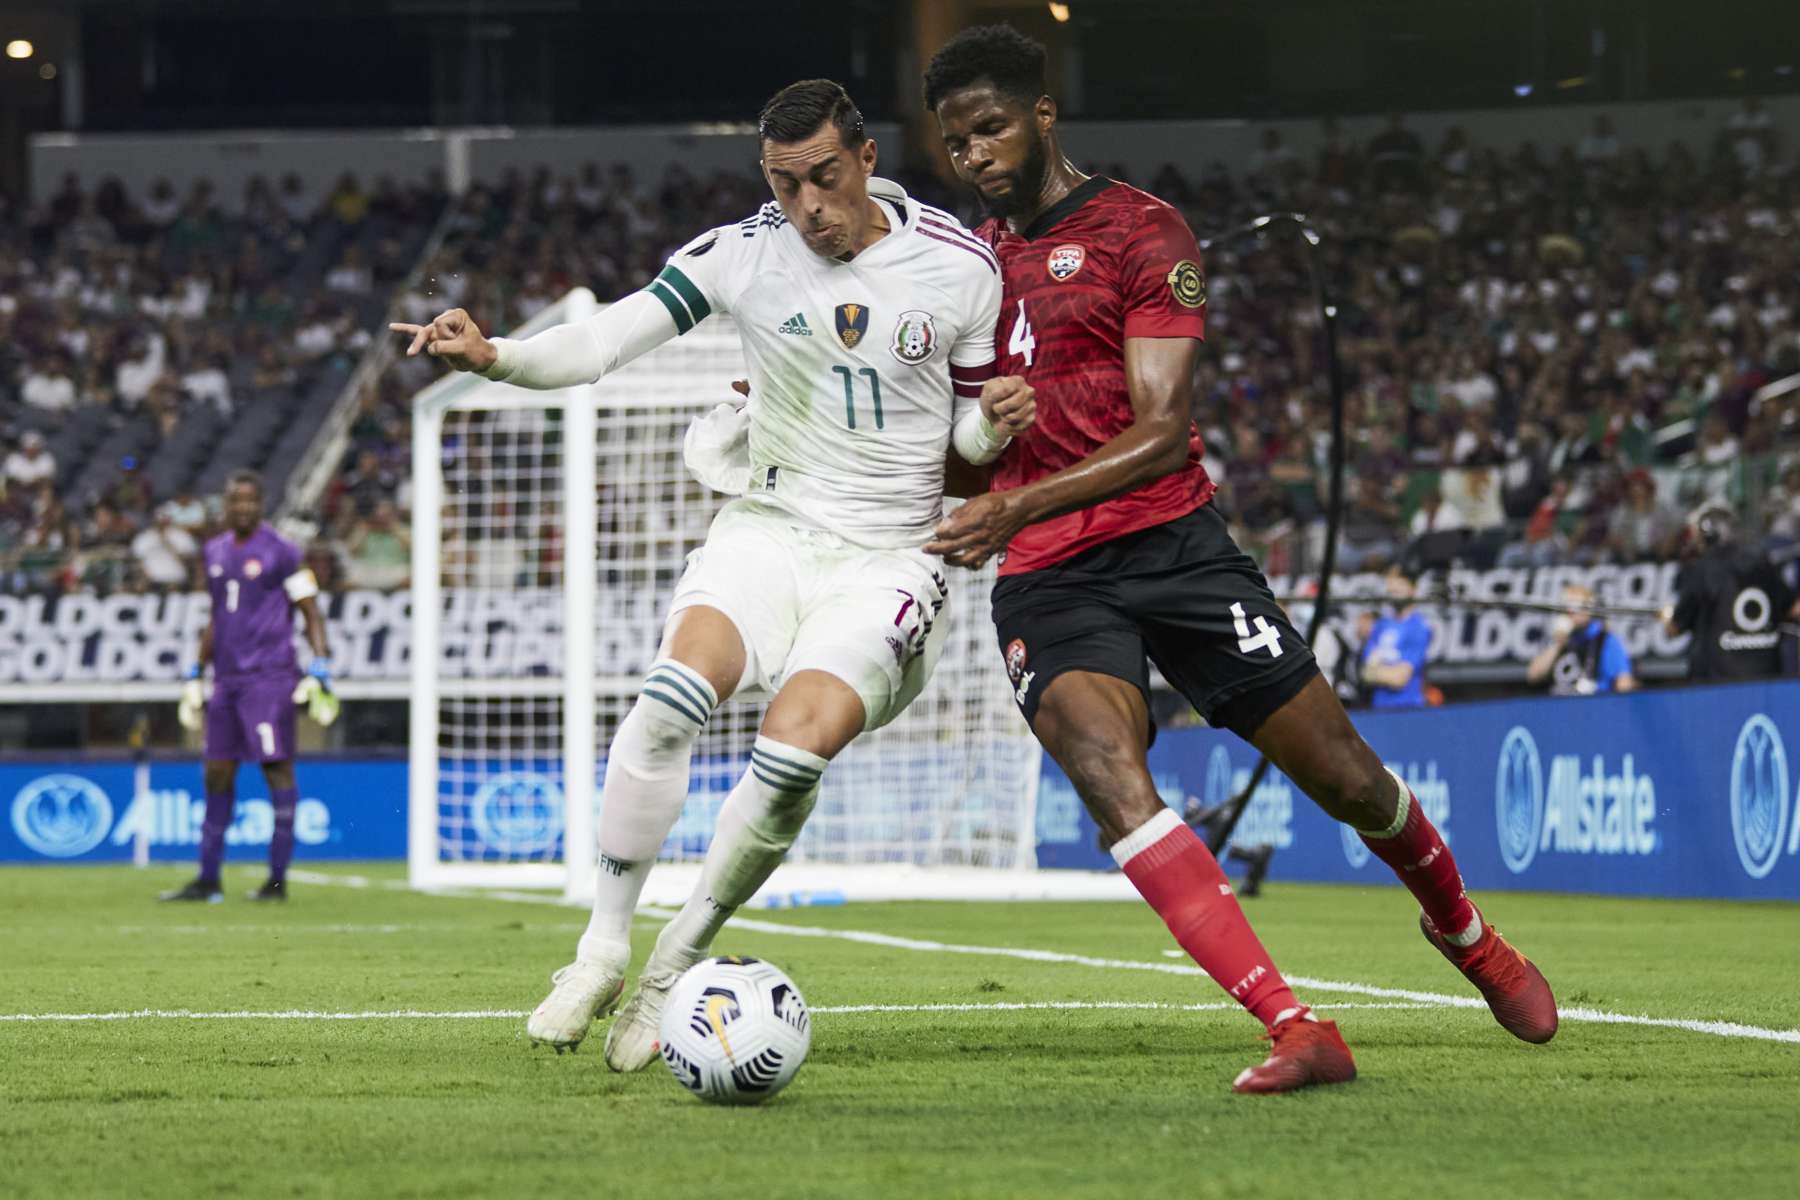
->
xmin=927 ymin=337 xmax=1197 ymax=568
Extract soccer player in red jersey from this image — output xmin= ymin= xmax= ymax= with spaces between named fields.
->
xmin=924 ymin=26 xmax=1556 ymax=1093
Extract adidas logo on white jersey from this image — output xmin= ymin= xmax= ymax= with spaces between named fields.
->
xmin=777 ymin=313 xmax=813 ymax=336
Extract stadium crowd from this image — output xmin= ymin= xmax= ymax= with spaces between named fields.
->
xmin=0 ymin=170 xmax=440 ymax=594
xmin=3 ymin=102 xmax=1796 ymax=600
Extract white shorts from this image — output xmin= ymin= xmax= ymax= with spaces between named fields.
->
xmin=668 ymin=499 xmax=949 ymax=731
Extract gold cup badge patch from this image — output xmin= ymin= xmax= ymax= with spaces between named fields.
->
xmin=835 ymin=302 xmax=871 ymax=349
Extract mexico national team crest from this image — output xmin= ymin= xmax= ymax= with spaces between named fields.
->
xmin=1047 ymin=243 xmax=1086 ymax=281
xmin=1166 ymin=259 xmax=1206 ymax=308
xmin=835 ymin=302 xmax=871 ymax=349
xmin=890 ymin=309 xmax=938 ymax=365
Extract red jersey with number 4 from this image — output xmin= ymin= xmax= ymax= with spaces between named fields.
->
xmin=976 ymin=178 xmax=1213 ymax=576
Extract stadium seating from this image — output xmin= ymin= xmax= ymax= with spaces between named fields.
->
xmin=3 ymin=120 xmax=1796 ymax=606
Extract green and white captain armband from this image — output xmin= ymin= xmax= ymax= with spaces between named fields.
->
xmin=952 ymin=407 xmax=1011 ymax=466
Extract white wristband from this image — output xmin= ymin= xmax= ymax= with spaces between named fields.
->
xmin=952 ymin=407 xmax=1011 ymax=465
xmin=477 ymin=337 xmax=517 ymax=382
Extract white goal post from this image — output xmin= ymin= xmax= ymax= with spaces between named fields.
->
xmin=408 ymin=288 xmax=1051 ymax=903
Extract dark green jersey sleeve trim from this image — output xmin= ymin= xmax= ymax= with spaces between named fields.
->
xmin=646 ymin=279 xmax=694 ymax=334
xmin=656 ymin=265 xmax=713 ymax=324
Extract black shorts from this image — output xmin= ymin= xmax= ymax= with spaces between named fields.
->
xmin=991 ymin=503 xmax=1318 ymax=740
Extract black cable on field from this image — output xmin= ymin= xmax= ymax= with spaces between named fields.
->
xmin=1197 ymin=214 xmax=1346 ymax=857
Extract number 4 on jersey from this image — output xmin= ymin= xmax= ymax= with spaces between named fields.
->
xmin=1008 ymin=301 xmax=1036 ymax=368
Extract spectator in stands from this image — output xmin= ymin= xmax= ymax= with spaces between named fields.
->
xmin=10 ymin=499 xmax=72 ymax=593
xmin=77 ymin=501 xmax=136 ymax=592
xmin=278 ymin=172 xmax=313 ymax=223
xmin=114 ymin=333 xmax=168 ymax=409
xmin=22 ymin=350 xmax=78 ymax=412
xmin=1248 ymin=128 xmax=1300 ymax=181
xmin=4 ymin=431 xmax=55 ymax=490
xmin=1767 ymin=460 xmax=1800 ymax=545
xmin=104 ymin=457 xmax=154 ymax=518
xmin=1409 ymin=487 xmax=1466 ymax=540
xmin=130 ymin=508 xmax=198 ymax=591
xmin=1361 ymin=568 xmax=1432 ymax=709
xmin=325 ymin=245 xmax=375 ymax=294
xmin=328 ymin=173 xmax=370 ymax=226
xmin=142 ymin=178 xmax=181 ymax=229
xmin=340 ymin=449 xmax=400 ymax=517
xmin=1442 ymin=466 xmax=1506 ymax=532
xmin=1527 ymin=584 xmax=1638 ymax=695
xmin=1502 ymin=478 xmax=1572 ymax=568
xmin=162 ymin=488 xmax=209 ymax=537
xmin=1368 ymin=112 xmax=1424 ymax=191
xmin=345 ymin=499 xmax=411 ymax=590
xmin=1578 ymin=115 xmax=1622 ymax=165
xmin=181 ymin=351 xmax=233 ymax=415
xmin=1337 ymin=475 xmax=1405 ymax=571
xmin=1726 ymin=96 xmax=1775 ymax=175
xmin=1607 ymin=470 xmax=1682 ymax=561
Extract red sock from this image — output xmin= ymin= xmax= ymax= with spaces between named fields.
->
xmin=1114 ymin=810 xmax=1300 ymax=1030
xmin=1359 ymin=770 xmax=1480 ymax=945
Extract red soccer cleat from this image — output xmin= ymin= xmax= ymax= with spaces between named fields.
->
xmin=1421 ymin=912 xmax=1558 ymax=1044
xmin=1231 ymin=1010 xmax=1357 ymax=1095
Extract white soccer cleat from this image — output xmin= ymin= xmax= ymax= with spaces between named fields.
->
xmin=604 ymin=968 xmax=682 ymax=1072
xmin=527 ymin=961 xmax=624 ymax=1052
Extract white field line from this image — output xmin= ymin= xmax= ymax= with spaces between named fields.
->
xmin=285 ymin=870 xmax=1800 ymax=1046
xmin=0 ymin=1000 xmax=1440 ymax=1023
xmin=116 ymin=922 xmax=588 ymax=936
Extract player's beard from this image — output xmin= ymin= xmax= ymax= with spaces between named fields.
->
xmin=976 ymin=135 xmax=1050 ymax=221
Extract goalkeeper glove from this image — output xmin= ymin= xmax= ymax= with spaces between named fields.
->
xmin=293 ymin=658 xmax=341 ymax=727
xmin=177 ymin=664 xmax=205 ymax=732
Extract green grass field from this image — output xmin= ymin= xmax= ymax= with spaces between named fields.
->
xmin=3 ymin=864 xmax=1797 ymax=1199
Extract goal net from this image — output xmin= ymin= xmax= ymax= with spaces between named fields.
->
xmin=409 ymin=288 xmax=1044 ymax=902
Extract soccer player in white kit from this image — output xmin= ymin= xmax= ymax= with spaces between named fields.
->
xmin=393 ymin=80 xmax=1032 ymax=1069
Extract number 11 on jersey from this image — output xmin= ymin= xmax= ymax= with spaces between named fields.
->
xmin=832 ymin=365 xmax=884 ymax=431
xmin=1009 ymin=300 xmax=1036 ymax=368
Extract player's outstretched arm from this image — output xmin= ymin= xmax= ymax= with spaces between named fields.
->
xmin=390 ymin=308 xmax=498 ymax=374
xmin=389 ymin=290 xmax=680 ymax=390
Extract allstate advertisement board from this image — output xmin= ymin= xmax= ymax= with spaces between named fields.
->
xmin=2 ymin=760 xmax=407 ymax=864
xmin=1034 ymin=680 xmax=1800 ymax=901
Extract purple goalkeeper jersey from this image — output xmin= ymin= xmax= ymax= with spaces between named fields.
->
xmin=205 ymin=523 xmax=303 ymax=679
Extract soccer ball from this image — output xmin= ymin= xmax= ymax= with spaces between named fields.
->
xmin=657 ymin=956 xmax=811 ymax=1105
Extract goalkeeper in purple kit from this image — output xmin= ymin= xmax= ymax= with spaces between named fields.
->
xmin=161 ymin=470 xmax=337 ymax=903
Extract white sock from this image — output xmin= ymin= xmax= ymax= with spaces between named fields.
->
xmin=648 ymin=736 xmax=826 ymax=975
xmin=576 ymin=659 xmax=717 ymax=967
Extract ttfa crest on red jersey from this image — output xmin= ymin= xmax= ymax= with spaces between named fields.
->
xmin=1046 ymin=244 xmax=1086 ymax=281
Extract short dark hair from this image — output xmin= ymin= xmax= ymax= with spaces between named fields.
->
xmin=227 ymin=469 xmax=264 ymax=497
xmin=758 ymin=79 xmax=866 ymax=148
xmin=923 ymin=24 xmax=1048 ymax=111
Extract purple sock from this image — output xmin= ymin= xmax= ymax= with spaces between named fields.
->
xmin=269 ymin=787 xmax=299 ymax=883
xmin=198 ymin=789 xmax=236 ymax=883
